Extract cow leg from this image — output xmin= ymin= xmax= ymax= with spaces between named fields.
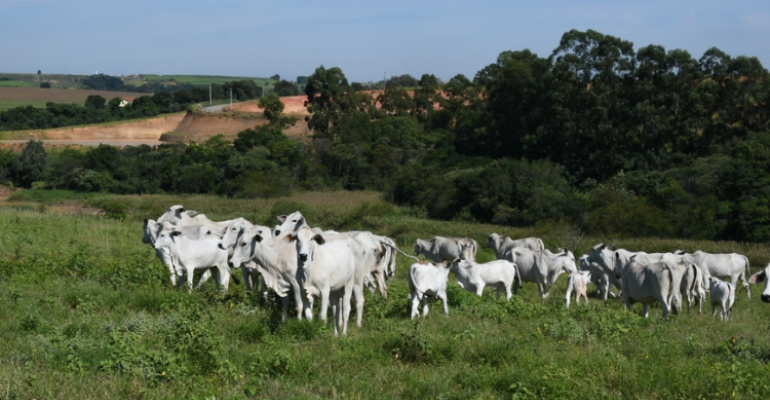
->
xmin=319 ymin=288 xmax=330 ymax=325
xmin=352 ymin=282 xmax=364 ymax=328
xmin=218 ymin=265 xmax=230 ymax=292
xmin=196 ymin=269 xmax=212 ymax=289
xmin=186 ymin=268 xmax=195 ymax=293
xmin=737 ymin=273 xmax=751 ymax=299
xmin=641 ymin=304 xmax=649 ymax=318
xmin=411 ymin=292 xmax=421 ymax=320
xmin=242 ymin=267 xmax=253 ymax=291
xmin=422 ymin=296 xmax=430 ymax=317
xmin=291 ymin=281 xmax=308 ymax=321
xmin=374 ymin=271 xmax=388 ymax=300
xmin=328 ymin=291 xmax=339 ymax=336
xmin=280 ymin=295 xmax=289 ymax=322
xmin=565 ymin=282 xmax=573 ymax=309
xmin=505 ymin=283 xmax=512 ymax=301
xmin=439 ymin=292 xmax=449 ymax=316
xmin=342 ymin=284 xmax=353 ymax=336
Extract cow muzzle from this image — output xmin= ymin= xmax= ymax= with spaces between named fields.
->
xmin=299 ymin=253 xmax=308 ymax=262
xmin=761 ymin=294 xmax=770 ymax=303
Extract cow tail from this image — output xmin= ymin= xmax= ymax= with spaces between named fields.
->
xmin=665 ymin=265 xmax=676 ymax=310
xmin=743 ymin=255 xmax=751 ymax=277
xmin=689 ymin=264 xmax=697 ymax=294
xmin=514 ymin=262 xmax=522 ymax=290
xmin=537 ymin=238 xmax=545 ymax=251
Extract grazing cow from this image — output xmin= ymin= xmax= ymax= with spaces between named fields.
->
xmin=414 ymin=236 xmax=475 ymax=263
xmin=153 ymin=223 xmax=231 ymax=292
xmin=287 ymin=226 xmax=357 ymax=336
xmin=565 ymin=271 xmax=592 ymax=308
xmin=230 ymin=225 xmax=311 ymax=321
xmin=675 ymin=250 xmax=751 ymax=298
xmin=709 ymin=277 xmax=736 ymax=321
xmin=408 ymin=261 xmax=451 ymax=319
xmin=157 ymin=204 xmax=237 ymax=232
xmin=486 ymin=233 xmax=544 ymax=259
xmin=450 ymin=258 xmax=519 ymax=301
xmin=579 ymin=253 xmax=616 ymax=299
xmin=505 ymin=248 xmax=577 ymax=299
xmin=749 ymin=263 xmax=770 ymax=303
xmin=619 ymin=256 xmax=680 ymax=318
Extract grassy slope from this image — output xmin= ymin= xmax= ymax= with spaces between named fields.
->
xmin=141 ymin=74 xmax=276 ymax=87
xmin=0 ymin=191 xmax=769 ymax=399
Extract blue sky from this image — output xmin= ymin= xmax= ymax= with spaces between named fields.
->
xmin=1 ymin=0 xmax=768 ymax=82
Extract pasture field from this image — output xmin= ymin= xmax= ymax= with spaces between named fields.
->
xmin=141 ymin=74 xmax=276 ymax=87
xmin=0 ymin=73 xmax=82 ymax=90
xmin=1 ymin=191 xmax=769 ymax=399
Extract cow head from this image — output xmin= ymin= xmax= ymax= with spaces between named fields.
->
xmin=750 ymin=264 xmax=770 ymax=303
xmin=290 ymin=226 xmax=324 ymax=263
xmin=486 ymin=233 xmax=502 ymax=250
xmin=142 ymin=218 xmax=158 ymax=244
xmin=275 ymin=211 xmax=307 ymax=237
xmin=219 ymin=219 xmax=246 ymax=250
xmin=157 ymin=205 xmax=197 ymax=225
xmin=414 ymin=241 xmax=424 ymax=257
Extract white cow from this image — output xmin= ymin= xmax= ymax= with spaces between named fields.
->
xmin=408 ymin=261 xmax=451 ymax=319
xmin=287 ymin=226 xmax=357 ymax=336
xmin=505 ymin=248 xmax=577 ymax=299
xmin=143 ymin=218 xmax=216 ymax=288
xmin=230 ymin=225 xmax=311 ymax=321
xmin=414 ymin=236 xmax=475 ymax=263
xmin=579 ymin=253 xmax=616 ymax=299
xmin=486 ymin=233 xmax=544 ymax=259
xmin=675 ymin=250 xmax=751 ymax=298
xmin=153 ymin=223 xmax=231 ymax=292
xmin=709 ymin=277 xmax=736 ymax=321
xmin=450 ymin=258 xmax=519 ymax=301
xmin=157 ymin=204 xmax=235 ymax=232
xmin=218 ymin=218 xmax=266 ymax=295
xmin=749 ymin=264 xmax=770 ymax=303
xmin=659 ymin=253 xmax=706 ymax=314
xmin=274 ymin=212 xmax=376 ymax=325
xmin=585 ymin=244 xmax=623 ymax=300
xmin=620 ymin=257 xmax=680 ymax=318
xmin=565 ymin=270 xmax=591 ymax=308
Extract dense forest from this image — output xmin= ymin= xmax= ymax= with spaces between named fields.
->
xmin=0 ymin=79 xmax=262 ymax=131
xmin=3 ymin=29 xmax=770 ymax=242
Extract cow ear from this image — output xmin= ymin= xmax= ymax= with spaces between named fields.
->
xmin=299 ymin=216 xmax=306 ymax=226
xmin=312 ymin=234 xmax=325 ymax=245
xmin=171 ymin=231 xmax=182 ymax=237
xmin=749 ymin=271 xmax=766 ymax=284
xmin=630 ymin=254 xmax=637 ymax=260
xmin=614 ymin=252 xmax=620 ymax=261
xmin=178 ymin=207 xmax=185 ymax=213
xmin=143 ymin=218 xmax=149 ymax=227
xmin=284 ymin=233 xmax=296 ymax=242
xmin=253 ymin=234 xmax=263 ymax=243
xmin=277 ymin=215 xmax=287 ymax=223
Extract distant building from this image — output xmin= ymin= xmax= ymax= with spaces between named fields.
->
xmin=119 ymin=97 xmax=136 ymax=107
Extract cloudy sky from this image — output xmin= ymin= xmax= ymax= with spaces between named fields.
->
xmin=1 ymin=0 xmax=768 ymax=82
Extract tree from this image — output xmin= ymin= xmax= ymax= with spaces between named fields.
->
xmin=18 ymin=140 xmax=47 ymax=188
xmin=258 ymin=94 xmax=285 ymax=124
xmin=273 ymin=80 xmax=300 ymax=96
xmin=304 ymin=66 xmax=357 ymax=137
xmin=297 ymin=76 xmax=308 ymax=84
xmin=39 ymin=82 xmax=51 ymax=89
xmin=270 ymin=74 xmax=280 ymax=81
xmin=85 ymin=95 xmax=107 ymax=110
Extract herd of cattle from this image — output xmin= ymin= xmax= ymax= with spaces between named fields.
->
xmin=142 ymin=205 xmax=770 ymax=336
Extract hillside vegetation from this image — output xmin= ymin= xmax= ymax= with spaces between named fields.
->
xmin=0 ymin=191 xmax=769 ymax=399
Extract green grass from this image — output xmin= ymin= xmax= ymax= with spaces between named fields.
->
xmin=0 ymin=191 xmax=769 ymax=399
xmin=0 ymin=80 xmax=30 ymax=88
xmin=7 ymin=189 xmax=100 ymax=204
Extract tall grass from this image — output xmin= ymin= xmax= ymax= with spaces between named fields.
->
xmin=0 ymin=192 xmax=768 ymax=399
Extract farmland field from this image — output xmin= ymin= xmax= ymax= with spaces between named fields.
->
xmin=0 ymin=73 xmax=83 ymax=90
xmin=0 ymin=88 xmax=142 ymax=111
xmin=141 ymin=74 xmax=275 ymax=87
xmin=0 ymin=190 xmax=769 ymax=399
xmin=0 ymin=80 xmax=31 ymax=88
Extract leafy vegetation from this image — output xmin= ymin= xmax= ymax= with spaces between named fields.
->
xmin=0 ymin=192 xmax=768 ymax=398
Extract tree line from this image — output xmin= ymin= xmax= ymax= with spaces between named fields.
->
xmin=3 ymin=29 xmax=770 ymax=242
xmin=0 ymin=79 xmax=263 ymax=132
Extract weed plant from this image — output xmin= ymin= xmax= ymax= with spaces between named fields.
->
xmin=0 ymin=193 xmax=768 ymax=398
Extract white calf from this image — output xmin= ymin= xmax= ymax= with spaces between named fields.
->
xmin=450 ymin=258 xmax=518 ymax=301
xmin=709 ymin=278 xmax=736 ymax=321
xmin=408 ymin=261 xmax=451 ymax=319
xmin=566 ymin=271 xmax=591 ymax=308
